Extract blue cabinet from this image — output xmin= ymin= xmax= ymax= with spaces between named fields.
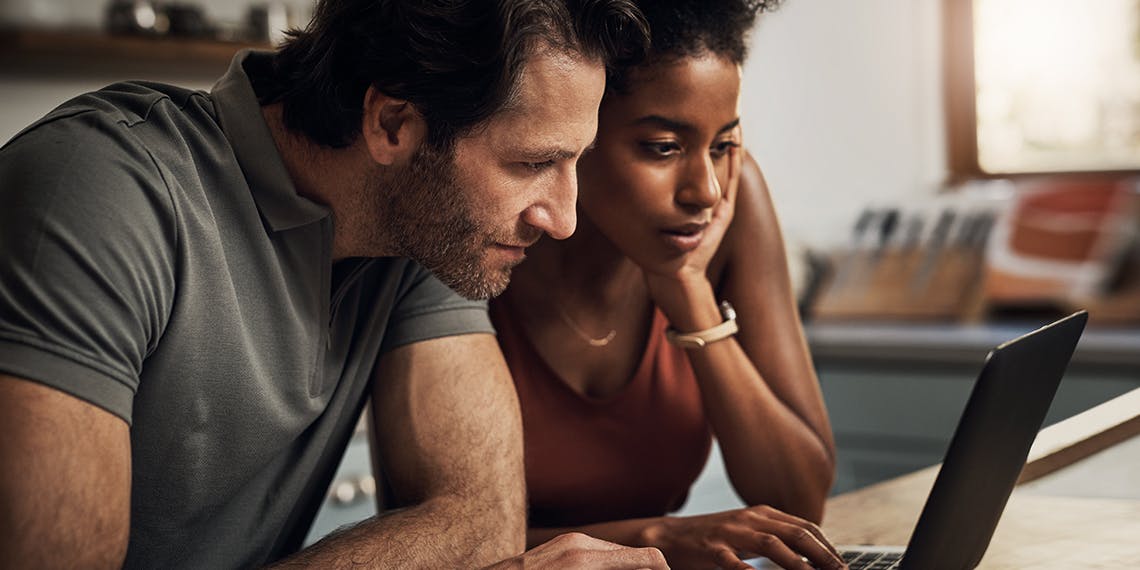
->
xmin=808 ymin=321 xmax=1140 ymax=494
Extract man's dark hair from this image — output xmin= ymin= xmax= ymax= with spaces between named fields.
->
xmin=267 ymin=0 xmax=649 ymax=150
xmin=609 ymin=0 xmax=779 ymax=92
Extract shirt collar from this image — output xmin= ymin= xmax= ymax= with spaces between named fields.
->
xmin=211 ymin=50 xmax=329 ymax=232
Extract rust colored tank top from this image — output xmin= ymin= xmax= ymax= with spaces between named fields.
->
xmin=490 ymin=300 xmax=712 ymax=528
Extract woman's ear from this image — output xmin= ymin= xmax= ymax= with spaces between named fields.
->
xmin=361 ymin=85 xmax=426 ymax=165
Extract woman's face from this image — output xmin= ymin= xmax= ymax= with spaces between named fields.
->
xmin=576 ymin=53 xmax=742 ymax=270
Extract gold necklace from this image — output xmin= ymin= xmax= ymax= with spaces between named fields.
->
xmin=556 ymin=305 xmax=617 ymax=347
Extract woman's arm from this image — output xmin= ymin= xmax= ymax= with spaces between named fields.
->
xmin=711 ymin=151 xmax=835 ymax=518
xmin=646 ymin=150 xmax=836 ymax=522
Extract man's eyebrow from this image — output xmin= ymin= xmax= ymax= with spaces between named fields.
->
xmin=631 ymin=115 xmax=741 ymax=135
xmin=519 ymin=148 xmax=578 ymax=161
xmin=521 ymin=140 xmax=596 ymax=161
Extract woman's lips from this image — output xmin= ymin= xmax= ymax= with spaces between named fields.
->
xmin=660 ymin=222 xmax=708 ymax=253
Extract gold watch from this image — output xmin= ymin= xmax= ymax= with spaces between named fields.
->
xmin=665 ymin=301 xmax=738 ymax=349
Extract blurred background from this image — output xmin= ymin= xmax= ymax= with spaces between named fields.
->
xmin=2 ymin=0 xmax=1138 ymax=540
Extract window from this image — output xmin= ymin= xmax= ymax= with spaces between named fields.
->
xmin=945 ymin=0 xmax=1140 ymax=177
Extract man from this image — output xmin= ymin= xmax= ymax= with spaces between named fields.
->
xmin=0 ymin=0 xmax=668 ymax=568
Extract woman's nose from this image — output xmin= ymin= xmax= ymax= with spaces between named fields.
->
xmin=675 ymin=154 xmax=721 ymax=210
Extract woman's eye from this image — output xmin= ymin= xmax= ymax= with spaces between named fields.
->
xmin=710 ymin=140 xmax=741 ymax=158
xmin=640 ymin=141 xmax=681 ymax=157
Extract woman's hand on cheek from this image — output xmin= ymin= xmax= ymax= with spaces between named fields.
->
xmin=642 ymin=140 xmax=741 ymax=321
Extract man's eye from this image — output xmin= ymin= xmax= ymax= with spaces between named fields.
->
xmin=523 ymin=160 xmax=556 ymax=171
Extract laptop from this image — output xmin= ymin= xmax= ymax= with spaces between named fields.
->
xmin=746 ymin=310 xmax=1088 ymax=570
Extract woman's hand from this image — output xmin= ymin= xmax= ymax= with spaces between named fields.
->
xmin=642 ymin=505 xmax=847 ymax=570
xmin=651 ymin=131 xmax=742 ymax=284
xmin=643 ymin=135 xmax=743 ymax=326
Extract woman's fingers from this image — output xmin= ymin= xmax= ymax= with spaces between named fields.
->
xmin=747 ymin=506 xmax=842 ymax=559
xmin=715 ymin=517 xmax=845 ymax=570
xmin=718 ymin=526 xmax=814 ymax=569
xmin=712 ymin=544 xmax=763 ymax=570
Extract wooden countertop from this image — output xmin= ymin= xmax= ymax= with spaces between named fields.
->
xmin=823 ymin=466 xmax=1140 ymax=568
xmin=822 ymin=388 xmax=1140 ymax=568
xmin=0 ymin=28 xmax=268 ymax=74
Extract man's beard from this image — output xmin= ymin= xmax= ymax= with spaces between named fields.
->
xmin=369 ymin=143 xmax=518 ymax=300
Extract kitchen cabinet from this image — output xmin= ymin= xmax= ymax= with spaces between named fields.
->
xmin=809 ymin=320 xmax=1140 ymax=493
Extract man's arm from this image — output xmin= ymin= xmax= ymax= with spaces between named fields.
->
xmin=0 ymin=374 xmax=132 ymax=569
xmin=272 ymin=332 xmax=526 ymax=567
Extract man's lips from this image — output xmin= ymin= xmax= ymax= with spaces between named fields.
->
xmin=493 ymin=239 xmax=538 ymax=250
xmin=490 ymin=241 xmax=536 ymax=262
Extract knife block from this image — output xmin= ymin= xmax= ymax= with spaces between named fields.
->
xmin=810 ymin=248 xmax=987 ymax=321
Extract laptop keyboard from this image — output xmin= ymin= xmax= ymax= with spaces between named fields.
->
xmin=841 ymin=550 xmax=903 ymax=570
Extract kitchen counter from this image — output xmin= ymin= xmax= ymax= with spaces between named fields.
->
xmin=806 ymin=319 xmax=1140 ymax=367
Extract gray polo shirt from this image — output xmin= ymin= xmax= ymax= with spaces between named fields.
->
xmin=0 ymin=51 xmax=494 ymax=568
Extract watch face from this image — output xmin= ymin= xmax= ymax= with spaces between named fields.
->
xmin=719 ymin=300 xmax=737 ymax=321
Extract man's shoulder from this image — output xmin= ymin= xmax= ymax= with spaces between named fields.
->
xmin=4 ymin=81 xmax=219 ymax=157
xmin=0 ymin=81 xmax=231 ymax=206
xmin=0 ymin=83 xmax=215 ymax=248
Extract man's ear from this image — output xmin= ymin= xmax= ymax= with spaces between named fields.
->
xmin=361 ymin=85 xmax=426 ymax=166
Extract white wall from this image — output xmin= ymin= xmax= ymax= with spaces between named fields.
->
xmin=1 ymin=0 xmax=949 ymax=250
xmin=742 ymin=0 xmax=947 ymax=250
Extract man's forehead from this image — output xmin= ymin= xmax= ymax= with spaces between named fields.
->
xmin=504 ymin=48 xmax=604 ymax=110
xmin=476 ymin=50 xmax=605 ymax=150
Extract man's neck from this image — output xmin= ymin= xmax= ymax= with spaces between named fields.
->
xmin=260 ymin=103 xmax=379 ymax=261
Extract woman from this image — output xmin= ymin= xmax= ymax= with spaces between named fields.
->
xmin=489 ymin=1 xmax=841 ymax=568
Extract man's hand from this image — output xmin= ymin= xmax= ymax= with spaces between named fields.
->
xmin=645 ymin=506 xmax=847 ymax=570
xmin=483 ymin=533 xmax=669 ymax=569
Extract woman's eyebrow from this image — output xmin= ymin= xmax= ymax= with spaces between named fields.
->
xmin=630 ymin=115 xmax=741 ymax=135
xmin=717 ymin=118 xmax=741 ymax=135
xmin=631 ymin=115 xmax=689 ymax=132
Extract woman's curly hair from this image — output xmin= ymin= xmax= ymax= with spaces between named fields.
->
xmin=611 ymin=0 xmax=780 ymax=91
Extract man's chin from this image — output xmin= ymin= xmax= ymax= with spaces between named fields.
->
xmin=438 ymin=266 xmax=513 ymax=301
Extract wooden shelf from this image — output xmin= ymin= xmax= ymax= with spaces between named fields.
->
xmin=0 ymin=28 xmax=269 ymax=71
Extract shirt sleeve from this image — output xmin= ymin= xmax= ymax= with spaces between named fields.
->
xmin=0 ymin=109 xmax=176 ymax=424
xmin=379 ymin=262 xmax=495 ymax=353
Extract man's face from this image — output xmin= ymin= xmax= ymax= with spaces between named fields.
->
xmin=373 ymin=50 xmax=606 ymax=299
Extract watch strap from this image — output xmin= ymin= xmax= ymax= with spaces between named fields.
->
xmin=665 ymin=301 xmax=739 ymax=349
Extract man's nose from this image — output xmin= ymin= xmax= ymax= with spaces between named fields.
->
xmin=521 ymin=169 xmax=577 ymax=240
